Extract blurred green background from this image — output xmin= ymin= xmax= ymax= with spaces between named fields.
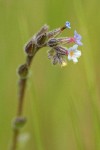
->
xmin=0 ymin=0 xmax=100 ymax=150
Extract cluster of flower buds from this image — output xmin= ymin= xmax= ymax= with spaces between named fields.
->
xmin=24 ymin=21 xmax=83 ymax=67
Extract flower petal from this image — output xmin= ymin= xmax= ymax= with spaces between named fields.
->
xmin=74 ymin=50 xmax=81 ymax=57
xmin=74 ymin=30 xmax=82 ymax=40
xmin=65 ymin=21 xmax=71 ymax=29
xmin=68 ymin=55 xmax=72 ymax=60
xmin=67 ymin=44 xmax=81 ymax=63
xmin=73 ymin=58 xmax=78 ymax=63
xmin=76 ymin=40 xmax=83 ymax=46
xmin=72 ymin=44 xmax=78 ymax=50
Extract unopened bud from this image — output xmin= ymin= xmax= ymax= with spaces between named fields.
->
xmin=47 ymin=38 xmax=58 ymax=47
xmin=24 ymin=40 xmax=35 ymax=56
xmin=52 ymin=55 xmax=58 ymax=65
xmin=47 ymin=28 xmax=61 ymax=38
xmin=36 ymin=24 xmax=49 ymax=37
xmin=54 ymin=46 xmax=67 ymax=55
xmin=12 ymin=117 xmax=27 ymax=129
xmin=36 ymin=33 xmax=47 ymax=47
xmin=17 ymin=64 xmax=28 ymax=79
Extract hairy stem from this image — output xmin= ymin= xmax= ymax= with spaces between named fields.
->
xmin=17 ymin=79 xmax=27 ymax=116
xmin=10 ymin=24 xmax=50 ymax=150
xmin=11 ymin=63 xmax=32 ymax=150
xmin=10 ymin=46 xmax=40 ymax=150
xmin=10 ymin=24 xmax=66 ymax=150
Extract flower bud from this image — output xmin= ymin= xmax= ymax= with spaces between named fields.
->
xmin=36 ymin=33 xmax=47 ymax=47
xmin=36 ymin=24 xmax=49 ymax=37
xmin=52 ymin=54 xmax=59 ymax=65
xmin=12 ymin=117 xmax=27 ymax=129
xmin=24 ymin=40 xmax=35 ymax=56
xmin=47 ymin=38 xmax=58 ymax=47
xmin=54 ymin=46 xmax=67 ymax=55
xmin=47 ymin=28 xmax=61 ymax=38
xmin=17 ymin=64 xmax=28 ymax=79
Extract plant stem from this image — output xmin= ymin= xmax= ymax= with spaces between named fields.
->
xmin=10 ymin=24 xmax=66 ymax=150
xmin=10 ymin=23 xmax=50 ymax=150
xmin=17 ymin=79 xmax=27 ymax=116
xmin=10 ymin=129 xmax=19 ymax=150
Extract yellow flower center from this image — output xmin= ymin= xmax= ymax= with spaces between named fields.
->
xmin=70 ymin=51 xmax=74 ymax=57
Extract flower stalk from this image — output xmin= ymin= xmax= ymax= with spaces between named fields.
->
xmin=10 ymin=21 xmax=83 ymax=150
